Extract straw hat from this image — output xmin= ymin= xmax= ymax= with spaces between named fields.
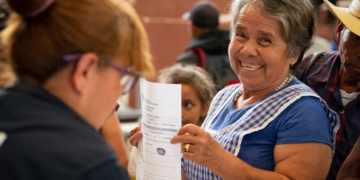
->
xmin=324 ymin=0 xmax=360 ymax=36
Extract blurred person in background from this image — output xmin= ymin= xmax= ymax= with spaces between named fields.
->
xmin=127 ymin=64 xmax=216 ymax=179
xmin=177 ymin=1 xmax=238 ymax=91
xmin=0 ymin=0 xmax=154 ymax=180
xmin=293 ymin=0 xmax=360 ymax=179
xmin=131 ymin=0 xmax=339 ymax=179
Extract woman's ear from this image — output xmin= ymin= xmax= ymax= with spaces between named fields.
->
xmin=288 ymin=54 xmax=299 ymax=67
xmin=72 ymin=53 xmax=99 ymax=94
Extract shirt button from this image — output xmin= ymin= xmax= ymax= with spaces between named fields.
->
xmin=339 ymin=109 xmax=345 ymax=114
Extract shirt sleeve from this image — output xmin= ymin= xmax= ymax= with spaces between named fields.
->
xmin=276 ymin=96 xmax=332 ymax=147
xmin=81 ymin=161 xmax=129 ymax=180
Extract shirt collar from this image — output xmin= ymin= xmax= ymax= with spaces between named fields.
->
xmin=325 ymin=54 xmax=341 ymax=91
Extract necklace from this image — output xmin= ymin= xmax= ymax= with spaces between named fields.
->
xmin=233 ymin=74 xmax=294 ymax=105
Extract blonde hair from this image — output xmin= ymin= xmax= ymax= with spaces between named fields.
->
xmin=158 ymin=64 xmax=216 ymax=126
xmin=1 ymin=0 xmax=154 ymax=84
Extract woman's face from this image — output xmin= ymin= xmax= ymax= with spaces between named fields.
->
xmin=87 ymin=58 xmax=128 ymax=129
xmin=229 ymin=4 xmax=296 ymax=92
xmin=181 ymin=84 xmax=207 ymax=127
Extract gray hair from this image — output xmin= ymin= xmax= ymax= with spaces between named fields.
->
xmin=158 ymin=64 xmax=216 ymax=106
xmin=230 ymin=0 xmax=316 ymax=58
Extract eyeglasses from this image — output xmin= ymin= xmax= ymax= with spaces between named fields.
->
xmin=63 ymin=54 xmax=140 ymax=95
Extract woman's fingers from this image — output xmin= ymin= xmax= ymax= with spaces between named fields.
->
xmin=177 ymin=124 xmax=201 ymax=136
xmin=181 ymin=143 xmax=191 ymax=153
xmin=129 ymin=125 xmax=142 ymax=147
xmin=182 ymin=151 xmax=197 ymax=160
xmin=181 ymin=143 xmax=202 ymax=154
xmin=129 ymin=131 xmax=143 ymax=147
xmin=129 ymin=125 xmax=141 ymax=136
xmin=171 ymin=133 xmax=198 ymax=145
xmin=182 ymin=147 xmax=205 ymax=166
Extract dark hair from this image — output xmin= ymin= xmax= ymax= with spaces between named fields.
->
xmin=1 ymin=0 xmax=154 ymax=84
xmin=189 ymin=1 xmax=219 ymax=29
xmin=230 ymin=0 xmax=316 ymax=59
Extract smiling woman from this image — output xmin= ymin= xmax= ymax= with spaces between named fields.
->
xmin=229 ymin=4 xmax=293 ymax=91
xmin=164 ymin=0 xmax=339 ymax=180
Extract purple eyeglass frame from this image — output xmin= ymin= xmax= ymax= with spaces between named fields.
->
xmin=63 ymin=54 xmax=139 ymax=95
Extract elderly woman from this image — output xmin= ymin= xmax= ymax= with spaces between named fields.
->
xmin=0 ymin=0 xmax=153 ymax=179
xmin=130 ymin=0 xmax=339 ymax=179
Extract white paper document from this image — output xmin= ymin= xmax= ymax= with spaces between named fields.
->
xmin=137 ymin=78 xmax=182 ymax=180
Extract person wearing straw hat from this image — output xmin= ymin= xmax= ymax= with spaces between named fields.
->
xmin=293 ymin=0 xmax=360 ymax=179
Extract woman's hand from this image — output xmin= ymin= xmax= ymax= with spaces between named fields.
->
xmin=100 ymin=112 xmax=128 ymax=168
xmin=129 ymin=125 xmax=142 ymax=148
xmin=170 ymin=124 xmax=225 ymax=170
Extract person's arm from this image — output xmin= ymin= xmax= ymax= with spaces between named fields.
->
xmin=171 ymin=125 xmax=331 ymax=180
xmin=101 ymin=112 xmax=129 ymax=169
xmin=336 ymin=136 xmax=360 ymax=180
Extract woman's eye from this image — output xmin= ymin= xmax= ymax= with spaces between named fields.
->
xmin=236 ymin=33 xmax=245 ymax=38
xmin=185 ymin=103 xmax=193 ymax=108
xmin=234 ymin=33 xmax=246 ymax=41
xmin=261 ymin=38 xmax=271 ymax=43
xmin=259 ymin=38 xmax=271 ymax=45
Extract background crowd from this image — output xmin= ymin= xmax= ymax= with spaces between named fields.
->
xmin=0 ymin=0 xmax=359 ymax=180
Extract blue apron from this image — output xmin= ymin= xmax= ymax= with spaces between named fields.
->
xmin=182 ymin=83 xmax=339 ymax=180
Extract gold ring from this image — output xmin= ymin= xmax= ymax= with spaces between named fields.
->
xmin=184 ymin=144 xmax=190 ymax=152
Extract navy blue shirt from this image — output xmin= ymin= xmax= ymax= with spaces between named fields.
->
xmin=0 ymin=82 xmax=129 ymax=180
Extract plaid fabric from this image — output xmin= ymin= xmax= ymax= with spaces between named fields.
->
xmin=293 ymin=52 xmax=360 ymax=180
xmin=182 ymin=83 xmax=339 ymax=180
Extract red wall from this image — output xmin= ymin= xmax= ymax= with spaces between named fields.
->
xmin=128 ymin=0 xmax=232 ymax=108
xmin=128 ymin=0 xmax=343 ymax=107
xmin=133 ymin=0 xmax=232 ymax=80
xmin=132 ymin=0 xmax=349 ymax=73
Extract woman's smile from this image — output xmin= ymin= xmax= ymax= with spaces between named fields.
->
xmin=239 ymin=61 xmax=264 ymax=71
